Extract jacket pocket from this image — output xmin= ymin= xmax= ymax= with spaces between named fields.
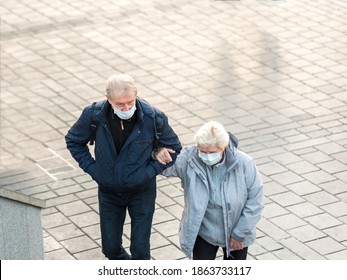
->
xmin=126 ymin=139 xmax=153 ymax=164
xmin=86 ymin=162 xmax=109 ymax=187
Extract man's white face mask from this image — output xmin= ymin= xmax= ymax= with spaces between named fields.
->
xmin=113 ymin=104 xmax=136 ymax=120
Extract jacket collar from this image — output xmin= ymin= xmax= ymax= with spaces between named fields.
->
xmin=95 ymin=98 xmax=147 ymax=125
xmin=188 ymin=140 xmax=239 ymax=173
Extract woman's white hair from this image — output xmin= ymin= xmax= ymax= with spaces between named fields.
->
xmin=194 ymin=121 xmax=230 ymax=149
xmin=105 ymin=74 xmax=137 ymax=98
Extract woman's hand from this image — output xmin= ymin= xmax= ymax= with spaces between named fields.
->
xmin=230 ymin=238 xmax=244 ymax=250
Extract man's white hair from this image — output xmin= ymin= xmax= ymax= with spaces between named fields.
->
xmin=105 ymin=74 xmax=137 ymax=98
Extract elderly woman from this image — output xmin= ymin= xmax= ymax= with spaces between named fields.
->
xmin=155 ymin=121 xmax=264 ymax=260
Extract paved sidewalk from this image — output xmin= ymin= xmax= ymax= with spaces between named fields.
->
xmin=1 ymin=0 xmax=346 ymax=260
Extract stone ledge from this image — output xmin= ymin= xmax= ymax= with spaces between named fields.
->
xmin=0 ymin=187 xmax=46 ymax=209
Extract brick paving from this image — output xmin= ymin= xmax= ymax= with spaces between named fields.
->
xmin=1 ymin=0 xmax=346 ymax=260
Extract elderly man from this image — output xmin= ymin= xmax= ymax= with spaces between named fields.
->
xmin=65 ymin=74 xmax=181 ymax=260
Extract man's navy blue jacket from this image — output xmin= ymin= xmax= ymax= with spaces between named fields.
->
xmin=65 ymin=97 xmax=182 ymax=193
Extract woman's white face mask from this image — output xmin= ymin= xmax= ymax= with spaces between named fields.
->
xmin=198 ymin=151 xmax=223 ymax=166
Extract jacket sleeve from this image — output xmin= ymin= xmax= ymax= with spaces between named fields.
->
xmin=151 ymin=112 xmax=182 ymax=173
xmin=118 ymin=112 xmax=182 ymax=190
xmin=65 ymin=106 xmax=96 ymax=176
xmin=161 ymin=148 xmax=190 ymax=178
xmin=231 ymin=161 xmax=264 ymax=241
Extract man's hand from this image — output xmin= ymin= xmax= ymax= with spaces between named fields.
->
xmin=155 ymin=147 xmax=175 ymax=165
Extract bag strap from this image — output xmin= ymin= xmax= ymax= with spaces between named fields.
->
xmin=89 ymin=101 xmax=104 ymax=145
xmin=153 ymin=107 xmax=164 ymax=149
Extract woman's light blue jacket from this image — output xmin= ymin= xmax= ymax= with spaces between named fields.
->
xmin=162 ymin=136 xmax=264 ymax=259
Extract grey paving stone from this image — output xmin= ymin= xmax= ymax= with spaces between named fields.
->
xmin=74 ymin=248 xmax=106 ymax=260
xmin=44 ymin=248 xmax=75 ymax=260
xmin=256 ymin=236 xmax=283 ymax=252
xmin=297 ymin=124 xmax=322 ymax=134
xmin=337 ymin=193 xmax=347 ymax=204
xmin=332 ymin=151 xmax=347 ymax=164
xmin=316 ymin=142 xmax=346 ymax=155
xmin=248 ymin=147 xmax=287 ymax=160
xmin=69 ymin=211 xmax=100 ymax=228
xmin=258 ymin=161 xmax=288 ymax=176
xmin=269 ymin=191 xmax=305 ymax=207
xmin=302 ymin=170 xmax=337 ymax=185
xmin=285 ymin=134 xmax=310 ymax=144
xmin=272 ymin=248 xmax=303 ymax=260
xmin=45 ymin=194 xmax=80 ymax=208
xmin=60 ymin=235 xmax=98 ymax=254
xmin=306 ymin=237 xmax=345 ymax=256
xmin=82 ymin=224 xmax=101 ymax=240
xmin=285 ymin=137 xmax=330 ymax=152
xmin=151 ymin=244 xmax=186 ymax=260
xmin=291 ymin=147 xmax=317 ymax=156
xmin=270 ymin=213 xmax=307 ymax=231
xmin=42 ymin=212 xmax=71 ymax=229
xmin=75 ymin=189 xmax=98 ymax=200
xmin=167 ymin=234 xmax=180 ymax=250
xmin=33 ymin=190 xmax=57 ymax=200
xmin=320 ymin=180 xmax=347 ymax=195
xmin=270 ymin=152 xmax=302 ymax=165
xmin=81 ymin=181 xmax=97 ymax=190
xmin=56 ymin=200 xmax=92 ymax=217
xmin=153 ymin=208 xmax=176 ymax=225
xmin=317 ymin=160 xmax=347 ymax=174
xmin=325 ymin=250 xmax=347 ymax=260
xmin=255 ymin=252 xmax=280 ymax=260
xmin=262 ymin=202 xmax=289 ymax=219
xmin=54 ymin=184 xmax=84 ymax=196
xmin=160 ymin=185 xmax=183 ymax=198
xmin=286 ymin=181 xmax=321 ymax=196
xmin=257 ymin=219 xmax=289 ymax=241
xmin=153 ymin=220 xmax=180 ymax=238
xmin=264 ymin=181 xmax=289 ymax=196
xmin=150 ymin=232 xmax=171 ymax=249
xmin=305 ymin=213 xmax=343 ymax=230
xmin=43 ymin=236 xmax=62 ymax=252
xmin=287 ymin=160 xmax=319 ymax=175
xmin=20 ymin=184 xmax=50 ymax=196
xmin=41 ymin=207 xmax=58 ymax=216
xmin=288 ymin=224 xmax=326 ymax=243
xmin=287 ymin=202 xmax=324 ymax=218
xmin=164 ymin=204 xmax=184 ymax=220
xmin=155 ymin=191 xmax=177 ymax=209
xmin=47 ymin=178 xmax=76 ymax=190
xmin=304 ymin=191 xmax=339 ymax=206
xmin=270 ymin=171 xmax=304 ymax=186
xmin=246 ymin=241 xmax=267 ymax=257
xmin=335 ymin=171 xmax=347 ymax=184
xmin=321 ymin=201 xmax=347 ymax=217
xmin=47 ymin=223 xmax=84 ymax=242
xmin=280 ymin=238 xmax=326 ymax=260
xmin=323 ymin=225 xmax=347 ymax=243
xmin=173 ymin=195 xmax=184 ymax=207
